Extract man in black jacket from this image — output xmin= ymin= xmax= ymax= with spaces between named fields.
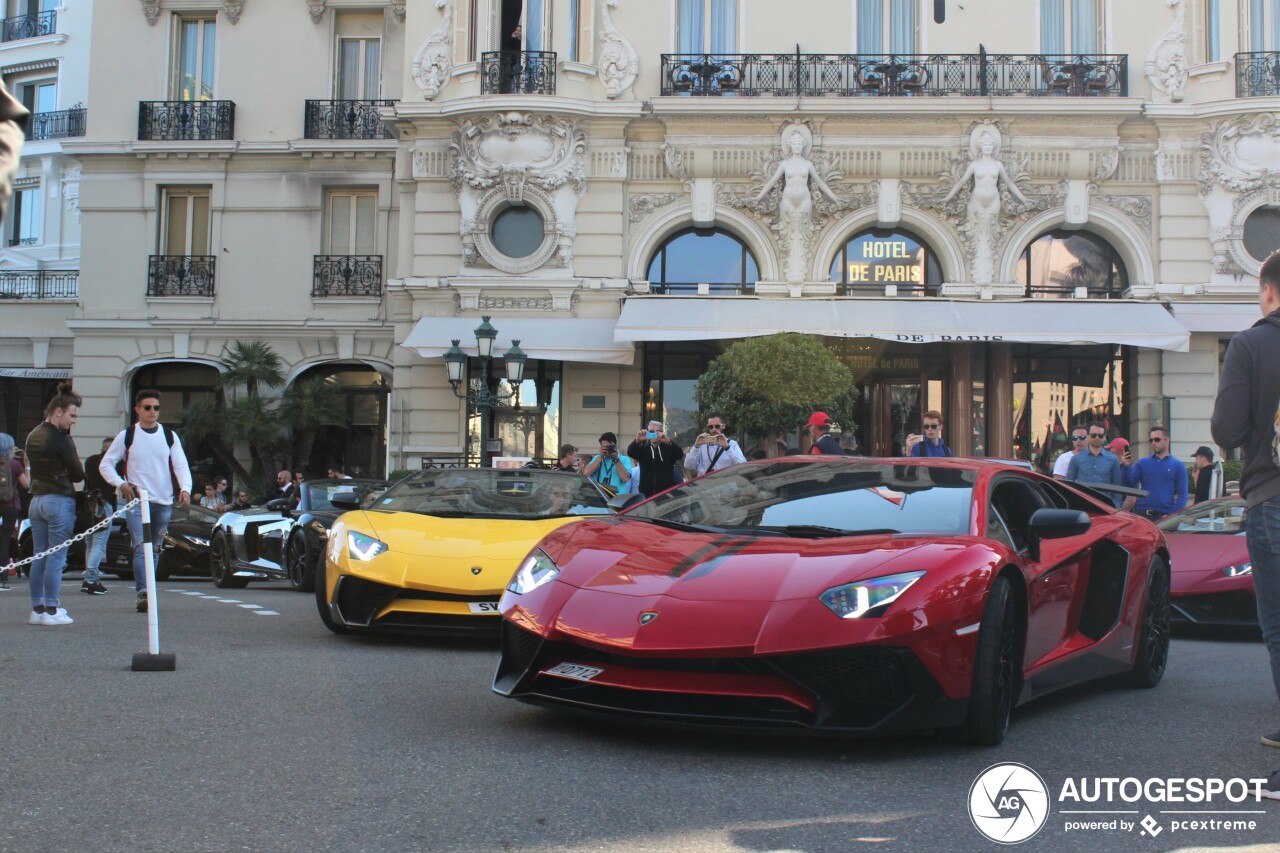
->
xmin=626 ymin=420 xmax=684 ymax=497
xmin=1210 ymin=248 xmax=1280 ymax=800
xmin=80 ymin=438 xmax=115 ymax=595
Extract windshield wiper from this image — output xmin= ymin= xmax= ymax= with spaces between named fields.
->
xmin=753 ymin=525 xmax=899 ymax=538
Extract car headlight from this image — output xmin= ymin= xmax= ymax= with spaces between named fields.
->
xmin=347 ymin=531 xmax=388 ymax=562
xmin=183 ymin=535 xmax=210 ymax=548
xmin=819 ymin=571 xmax=926 ymax=619
xmin=508 ymin=549 xmax=560 ymax=595
xmin=1222 ymin=562 xmax=1252 ymax=577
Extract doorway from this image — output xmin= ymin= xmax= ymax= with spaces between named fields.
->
xmin=848 ymin=379 xmax=925 ymax=457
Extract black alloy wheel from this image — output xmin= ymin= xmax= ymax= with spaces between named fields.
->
xmin=961 ymin=575 xmax=1024 ymax=745
xmin=209 ymin=534 xmax=249 ymax=589
xmin=1127 ymin=557 xmax=1171 ymax=688
xmin=287 ymin=532 xmax=313 ymax=592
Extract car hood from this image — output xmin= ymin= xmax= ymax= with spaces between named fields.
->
xmin=357 ymin=510 xmax=587 ymax=560
xmin=1165 ymin=532 xmax=1250 ymax=575
xmin=549 ymin=518 xmax=980 ymax=603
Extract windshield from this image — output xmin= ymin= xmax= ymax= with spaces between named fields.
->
xmin=1158 ymin=499 xmax=1246 ymax=535
xmin=304 ymin=479 xmax=389 ymax=511
xmin=624 ymin=460 xmax=975 ymax=536
xmin=370 ymin=469 xmax=611 ymax=519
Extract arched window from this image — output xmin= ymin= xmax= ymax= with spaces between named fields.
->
xmin=1243 ymin=207 xmax=1280 ymax=262
xmin=1016 ymin=229 xmax=1128 ymax=298
xmin=828 ymin=227 xmax=942 ymax=295
xmin=646 ymin=227 xmax=759 ymax=294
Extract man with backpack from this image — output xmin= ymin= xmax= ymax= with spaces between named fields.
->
xmin=1211 ymin=248 xmax=1280 ymax=800
xmin=99 ymin=389 xmax=192 ymax=613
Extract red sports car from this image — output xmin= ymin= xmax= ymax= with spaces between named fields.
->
xmin=1159 ymin=498 xmax=1255 ymax=627
xmin=493 ymin=457 xmax=1170 ymax=744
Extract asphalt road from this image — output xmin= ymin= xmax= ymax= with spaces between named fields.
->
xmin=1 ymin=570 xmax=1278 ymax=853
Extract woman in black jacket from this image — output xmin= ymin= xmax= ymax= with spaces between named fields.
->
xmin=23 ymin=382 xmax=85 ymax=625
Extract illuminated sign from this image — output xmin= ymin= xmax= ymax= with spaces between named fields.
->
xmin=845 ymin=239 xmax=925 ymax=285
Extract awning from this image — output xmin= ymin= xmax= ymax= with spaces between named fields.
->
xmin=1171 ymin=302 xmax=1262 ymax=334
xmin=403 ymin=317 xmax=634 ymax=365
xmin=615 ymin=297 xmax=1190 ymax=352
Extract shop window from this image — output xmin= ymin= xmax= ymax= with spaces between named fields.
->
xmin=676 ymin=0 xmax=737 ymax=53
xmin=1243 ymin=207 xmax=1280 ymax=262
xmin=828 ymin=227 xmax=942 ymax=295
xmin=1016 ymin=229 xmax=1128 ymax=298
xmin=856 ymin=0 xmax=917 ymax=54
xmin=1011 ymin=344 xmax=1125 ymax=473
xmin=646 ymin=227 xmax=759 ymax=294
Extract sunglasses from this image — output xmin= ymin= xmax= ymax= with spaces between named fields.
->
xmin=140 ymin=404 xmax=160 ymax=411
xmin=1071 ymin=435 xmax=1087 ymax=441
xmin=1149 ymin=438 xmax=1165 ymax=443
xmin=923 ymin=423 xmax=940 ymax=429
xmin=1088 ymin=433 xmax=1106 ymax=438
xmin=706 ymin=424 xmax=724 ymax=431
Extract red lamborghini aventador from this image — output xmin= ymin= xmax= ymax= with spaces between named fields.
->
xmin=1159 ymin=497 xmax=1255 ymax=627
xmin=493 ymin=457 xmax=1171 ymax=745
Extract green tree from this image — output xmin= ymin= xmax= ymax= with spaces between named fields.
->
xmin=694 ymin=334 xmax=856 ymax=453
xmin=281 ymin=377 xmax=344 ymax=474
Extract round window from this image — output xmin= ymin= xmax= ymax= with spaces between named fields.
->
xmin=1243 ymin=207 xmax=1280 ymax=262
xmin=491 ymin=207 xmax=545 ymax=259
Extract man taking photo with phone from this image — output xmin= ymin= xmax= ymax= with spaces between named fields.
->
xmin=685 ymin=413 xmax=746 ymax=478
xmin=626 ymin=420 xmax=684 ymax=497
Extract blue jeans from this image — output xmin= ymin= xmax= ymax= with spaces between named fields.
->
xmin=127 ymin=500 xmax=172 ymax=593
xmin=28 ymin=494 xmax=76 ymax=610
xmin=82 ymin=498 xmax=114 ymax=585
xmin=1246 ymin=496 xmax=1280 ymax=705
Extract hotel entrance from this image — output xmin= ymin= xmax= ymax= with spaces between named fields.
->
xmin=832 ymin=341 xmax=948 ymax=457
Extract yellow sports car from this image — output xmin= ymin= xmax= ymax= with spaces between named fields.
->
xmin=316 ymin=467 xmax=613 ymax=635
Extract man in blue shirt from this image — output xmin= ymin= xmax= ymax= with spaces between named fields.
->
xmin=1066 ymin=421 xmax=1125 ymax=507
xmin=1125 ymin=425 xmax=1188 ymax=519
xmin=908 ymin=409 xmax=953 ymax=457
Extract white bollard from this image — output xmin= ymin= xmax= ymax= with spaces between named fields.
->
xmin=131 ymin=488 xmax=176 ymax=671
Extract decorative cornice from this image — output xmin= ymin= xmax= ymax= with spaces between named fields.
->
xmin=306 ymin=0 xmax=325 ymax=24
xmin=223 ymin=0 xmax=244 ymax=24
xmin=391 ymin=2 xmax=405 ymax=23
xmin=141 ymin=0 xmax=245 ymax=25
xmin=141 ymin=0 xmax=161 ymax=25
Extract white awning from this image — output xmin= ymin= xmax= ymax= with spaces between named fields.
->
xmin=615 ymin=297 xmax=1190 ymax=352
xmin=1170 ymin=302 xmax=1262 ymax=334
xmin=402 ymin=317 xmax=634 ymax=365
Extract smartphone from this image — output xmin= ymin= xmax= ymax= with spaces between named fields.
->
xmin=646 ymin=431 xmax=658 ymax=440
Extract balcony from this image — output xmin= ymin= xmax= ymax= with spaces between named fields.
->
xmin=313 ymin=255 xmax=383 ymax=297
xmin=480 ymin=51 xmax=557 ymax=95
xmin=0 ymin=270 xmax=77 ymax=299
xmin=147 ymin=256 xmax=215 ymax=297
xmin=659 ymin=52 xmax=1128 ymax=97
xmin=303 ymin=100 xmax=394 ymax=140
xmin=1236 ymin=52 xmax=1280 ymax=97
xmin=1 ymin=9 xmax=55 ymax=42
xmin=8 ymin=236 xmax=36 ymax=247
xmin=27 ymin=106 xmax=86 ymax=141
xmin=138 ymin=101 xmax=235 ymax=141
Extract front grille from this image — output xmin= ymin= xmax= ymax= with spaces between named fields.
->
xmin=373 ymin=612 xmax=500 ymax=635
xmin=334 ymin=575 xmax=400 ymax=626
xmin=1171 ymin=591 xmax=1258 ymax=625
xmin=503 ymin=621 xmax=544 ymax=673
xmin=766 ymin=647 xmax=914 ymax=728
xmin=398 ymin=588 xmax=501 ymax=604
xmin=533 ymin=680 xmax=810 ymax=727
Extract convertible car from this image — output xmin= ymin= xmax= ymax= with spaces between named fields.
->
xmin=493 ymin=457 xmax=1171 ymax=745
xmin=316 ymin=468 xmax=612 ymax=636
xmin=1158 ymin=497 xmax=1255 ymax=627
xmin=210 ymin=478 xmax=390 ymax=591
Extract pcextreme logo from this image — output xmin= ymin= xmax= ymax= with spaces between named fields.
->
xmin=968 ymin=762 xmax=1051 ymax=844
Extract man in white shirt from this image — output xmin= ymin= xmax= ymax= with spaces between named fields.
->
xmin=684 ymin=413 xmax=746 ymax=478
xmin=99 ymin=389 xmax=192 ymax=613
xmin=1053 ymin=428 xmax=1088 ymax=480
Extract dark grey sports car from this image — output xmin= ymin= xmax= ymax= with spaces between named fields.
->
xmin=209 ymin=478 xmax=390 ymax=591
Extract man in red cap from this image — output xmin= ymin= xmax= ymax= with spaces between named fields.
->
xmin=805 ymin=412 xmax=843 ymax=455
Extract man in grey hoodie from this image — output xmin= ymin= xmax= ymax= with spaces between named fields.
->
xmin=1211 ymin=249 xmax=1280 ymax=799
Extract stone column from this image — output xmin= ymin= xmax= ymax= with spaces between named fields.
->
xmin=988 ymin=343 xmax=1014 ymax=459
xmin=949 ymin=342 xmax=973 ymax=457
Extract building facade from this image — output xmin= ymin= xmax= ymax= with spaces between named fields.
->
xmin=1 ymin=0 xmax=1276 ymax=479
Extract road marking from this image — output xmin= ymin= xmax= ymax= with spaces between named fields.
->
xmin=181 ymin=591 xmax=205 ymax=596
xmin=253 ymin=610 xmax=280 ymax=616
xmin=214 ymin=598 xmax=241 ymax=603
xmin=238 ymin=603 xmax=261 ymax=610
xmin=196 ymin=594 xmax=222 ymax=599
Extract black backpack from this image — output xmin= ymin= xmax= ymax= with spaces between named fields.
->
xmin=121 ymin=423 xmax=179 ymax=494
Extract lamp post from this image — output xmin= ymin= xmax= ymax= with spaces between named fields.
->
xmin=442 ymin=316 xmax=528 ymax=467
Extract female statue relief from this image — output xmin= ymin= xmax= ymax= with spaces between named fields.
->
xmin=753 ymin=127 xmax=841 ymax=284
xmin=942 ymin=126 xmax=1028 ymax=284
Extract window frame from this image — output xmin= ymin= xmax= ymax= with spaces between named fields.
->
xmin=827 ymin=226 xmax=943 ymax=295
xmin=854 ymin=0 xmax=920 ymax=55
xmin=324 ymin=188 xmax=379 ymax=256
xmin=1243 ymin=0 xmax=1280 ymax=52
xmin=171 ymin=15 xmax=217 ymax=102
xmin=160 ymin=187 xmax=212 ymax=256
xmin=675 ymin=0 xmax=739 ymax=54
xmin=645 ymin=226 xmax=759 ymax=294
xmin=9 ymin=182 xmax=40 ymax=247
xmin=1038 ymin=0 xmax=1106 ymax=54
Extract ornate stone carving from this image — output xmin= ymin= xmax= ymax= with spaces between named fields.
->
xmin=1099 ymin=194 xmax=1153 ymax=233
xmin=1145 ymin=0 xmax=1188 ymax=102
xmin=412 ymin=1 xmax=453 ymax=100
xmin=1093 ymin=150 xmax=1120 ymax=183
xmin=661 ymin=142 xmax=692 ymax=188
xmin=223 ymin=0 xmax=244 ymax=24
xmin=141 ymin=0 xmax=162 ymax=25
xmin=448 ymin=113 xmax=588 ymax=275
xmin=305 ymin=0 xmax=325 ymax=24
xmin=1200 ymin=113 xmax=1280 ymax=195
xmin=391 ymin=2 xmax=406 ymax=22
xmin=628 ymin=192 xmax=681 ymax=224
xmin=478 ymin=296 xmax=556 ymax=311
xmin=597 ymin=0 xmax=639 ymax=99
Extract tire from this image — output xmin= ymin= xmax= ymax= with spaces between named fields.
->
xmin=313 ymin=554 xmax=349 ymax=634
xmin=209 ymin=534 xmax=249 ymax=589
xmin=287 ymin=532 xmax=314 ymax=592
xmin=1127 ymin=557 xmax=1170 ymax=688
xmin=961 ymin=575 xmax=1024 ymax=746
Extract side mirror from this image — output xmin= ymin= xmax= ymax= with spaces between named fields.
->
xmin=265 ymin=498 xmax=289 ymax=513
xmin=330 ymin=490 xmax=361 ymax=510
xmin=608 ymin=492 xmax=645 ymax=512
xmin=1027 ymin=508 xmax=1090 ymax=561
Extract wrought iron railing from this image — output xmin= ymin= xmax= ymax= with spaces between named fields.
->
xmin=419 ymin=455 xmax=471 ymax=470
xmin=313 ymin=255 xmax=383 ymax=297
xmin=147 ymin=256 xmax=216 ymax=297
xmin=27 ymin=106 xmax=86 ymax=141
xmin=1025 ymin=278 xmax=1125 ymax=299
xmin=138 ymin=101 xmax=235 ymax=141
xmin=1 ymin=9 xmax=55 ymax=42
xmin=1236 ymin=52 xmax=1280 ymax=97
xmin=647 ymin=282 xmax=755 ymax=295
xmin=303 ymin=100 xmax=395 ymax=140
xmin=659 ymin=51 xmax=1128 ymax=97
xmin=8 ymin=236 xmax=37 ymax=247
xmin=480 ymin=50 xmax=557 ymax=95
xmin=0 ymin=270 xmax=78 ymax=299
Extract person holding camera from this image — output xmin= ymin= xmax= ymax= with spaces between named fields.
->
xmin=685 ymin=413 xmax=745 ymax=478
xmin=582 ymin=432 xmax=634 ymax=496
xmin=626 ymin=421 xmax=685 ymax=497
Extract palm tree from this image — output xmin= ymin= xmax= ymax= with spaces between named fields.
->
xmin=221 ymin=394 xmax=286 ymax=487
xmin=218 ymin=340 xmax=285 ymax=400
xmin=176 ymin=397 xmax=253 ymax=486
xmin=281 ymin=377 xmax=344 ymax=474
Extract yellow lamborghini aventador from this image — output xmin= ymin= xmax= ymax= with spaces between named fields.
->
xmin=316 ymin=467 xmax=612 ymax=635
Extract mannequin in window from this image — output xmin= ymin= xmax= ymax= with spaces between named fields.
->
xmin=942 ymin=125 xmax=1029 ymax=284
xmin=753 ymin=127 xmax=840 ymax=284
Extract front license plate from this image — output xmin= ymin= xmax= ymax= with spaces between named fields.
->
xmin=468 ymin=601 xmax=501 ymax=614
xmin=545 ymin=662 xmax=604 ymax=682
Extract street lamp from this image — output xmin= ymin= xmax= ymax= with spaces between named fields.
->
xmin=442 ymin=316 xmax=528 ymax=466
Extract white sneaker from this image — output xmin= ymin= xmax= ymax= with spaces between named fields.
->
xmin=28 ymin=611 xmax=51 ymax=625
xmin=45 ymin=608 xmax=73 ymax=626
